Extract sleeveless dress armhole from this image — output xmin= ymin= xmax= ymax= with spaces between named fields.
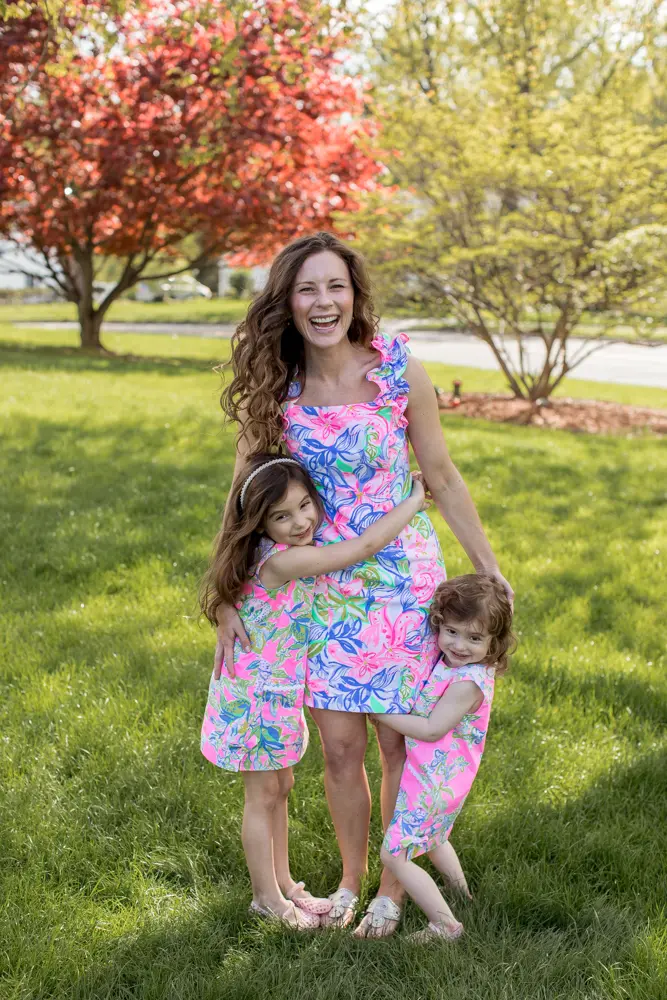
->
xmin=255 ymin=541 xmax=290 ymax=578
xmin=367 ymin=331 xmax=411 ymax=429
xmin=448 ymin=663 xmax=496 ymax=703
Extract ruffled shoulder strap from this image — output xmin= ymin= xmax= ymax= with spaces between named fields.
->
xmin=449 ymin=663 xmax=495 ymax=703
xmin=366 ymin=333 xmax=410 ymax=415
xmin=254 ymin=539 xmax=290 ymax=576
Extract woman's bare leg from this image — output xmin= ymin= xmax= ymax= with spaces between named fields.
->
xmin=353 ymin=721 xmax=406 ymax=938
xmin=309 ymin=708 xmax=369 ymax=911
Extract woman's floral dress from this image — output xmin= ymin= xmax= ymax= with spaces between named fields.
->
xmin=383 ymin=662 xmax=495 ymax=859
xmin=200 ymin=541 xmax=312 ymax=771
xmin=283 ymin=332 xmax=446 ymax=714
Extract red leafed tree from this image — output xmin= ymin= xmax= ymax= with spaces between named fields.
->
xmin=0 ymin=0 xmax=380 ymax=349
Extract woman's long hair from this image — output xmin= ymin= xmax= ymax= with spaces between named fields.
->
xmin=221 ymin=232 xmax=379 ymax=452
xmin=199 ymin=454 xmax=325 ymax=625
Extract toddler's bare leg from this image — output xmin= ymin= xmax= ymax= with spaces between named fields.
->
xmin=379 ymin=846 xmax=461 ymax=932
xmin=429 ymin=841 xmax=473 ymax=899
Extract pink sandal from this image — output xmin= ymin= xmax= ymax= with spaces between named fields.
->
xmin=249 ymin=899 xmax=320 ymax=931
xmin=407 ymin=919 xmax=464 ymax=944
xmin=286 ymin=881 xmax=333 ymax=916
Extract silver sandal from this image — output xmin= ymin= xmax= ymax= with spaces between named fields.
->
xmin=353 ymin=895 xmax=402 ymax=938
xmin=320 ymin=887 xmax=359 ymax=928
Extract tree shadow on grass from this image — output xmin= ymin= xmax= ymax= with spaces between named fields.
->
xmin=0 ymin=339 xmax=227 ymax=377
xmin=50 ymin=750 xmax=666 ymax=1000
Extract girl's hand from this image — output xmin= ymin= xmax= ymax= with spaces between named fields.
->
xmin=214 ymin=605 xmax=251 ymax=680
xmin=410 ymin=471 xmax=430 ymax=511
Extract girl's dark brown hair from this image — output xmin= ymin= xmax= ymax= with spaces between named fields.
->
xmin=199 ymin=453 xmax=325 ymax=625
xmin=429 ymin=575 xmax=516 ymax=674
xmin=221 ymin=232 xmax=379 ymax=452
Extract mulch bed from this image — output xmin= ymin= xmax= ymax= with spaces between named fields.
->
xmin=436 ymin=392 xmax=667 ymax=436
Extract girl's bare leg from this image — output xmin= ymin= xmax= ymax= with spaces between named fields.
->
xmin=379 ymin=846 xmax=461 ymax=932
xmin=309 ymin=708 xmax=370 ymax=900
xmin=270 ymin=767 xmax=297 ymax=895
xmin=429 ymin=841 xmax=472 ymax=899
xmin=241 ymin=770 xmax=290 ymax=912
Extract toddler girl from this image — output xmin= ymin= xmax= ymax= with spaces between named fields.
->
xmin=373 ymin=574 xmax=515 ymax=942
xmin=200 ymin=453 xmax=427 ymax=931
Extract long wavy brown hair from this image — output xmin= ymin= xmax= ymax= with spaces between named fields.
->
xmin=199 ymin=453 xmax=325 ymax=626
xmin=221 ymin=232 xmax=380 ymax=452
xmin=429 ymin=575 xmax=517 ymax=674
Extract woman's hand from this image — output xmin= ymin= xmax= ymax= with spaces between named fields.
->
xmin=487 ymin=567 xmax=515 ymax=608
xmin=214 ymin=604 xmax=251 ymax=679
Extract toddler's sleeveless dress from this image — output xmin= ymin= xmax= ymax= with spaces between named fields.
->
xmin=200 ymin=541 xmax=311 ymax=771
xmin=282 ymin=332 xmax=446 ymax=714
xmin=383 ymin=662 xmax=495 ymax=859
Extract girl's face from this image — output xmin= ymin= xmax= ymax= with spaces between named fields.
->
xmin=263 ymin=481 xmax=319 ymax=547
xmin=289 ymin=250 xmax=354 ymax=349
xmin=438 ymin=617 xmax=492 ymax=668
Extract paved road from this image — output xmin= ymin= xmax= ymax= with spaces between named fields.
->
xmin=14 ymin=319 xmax=667 ymax=388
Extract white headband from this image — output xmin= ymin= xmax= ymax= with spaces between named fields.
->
xmin=238 ymin=458 xmax=302 ymax=511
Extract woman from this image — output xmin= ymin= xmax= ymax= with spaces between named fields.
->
xmin=215 ymin=232 xmax=512 ymax=938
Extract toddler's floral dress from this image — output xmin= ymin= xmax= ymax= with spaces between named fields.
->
xmin=383 ymin=661 xmax=495 ymax=859
xmin=201 ymin=541 xmax=312 ymax=771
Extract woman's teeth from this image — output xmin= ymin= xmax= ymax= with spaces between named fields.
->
xmin=310 ymin=315 xmax=338 ymax=331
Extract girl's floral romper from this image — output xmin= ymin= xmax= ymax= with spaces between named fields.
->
xmin=383 ymin=661 xmax=495 ymax=859
xmin=201 ymin=541 xmax=312 ymax=771
xmin=283 ymin=332 xmax=447 ymax=714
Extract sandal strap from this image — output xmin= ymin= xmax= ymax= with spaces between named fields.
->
xmin=365 ymin=895 xmax=402 ymax=927
xmin=285 ymin=881 xmax=305 ymax=901
xmin=327 ymin=887 xmax=359 ymax=919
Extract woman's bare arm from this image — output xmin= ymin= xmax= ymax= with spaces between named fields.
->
xmin=405 ymin=357 xmax=513 ymax=601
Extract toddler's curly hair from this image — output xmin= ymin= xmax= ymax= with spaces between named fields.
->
xmin=429 ymin=574 xmax=516 ymax=673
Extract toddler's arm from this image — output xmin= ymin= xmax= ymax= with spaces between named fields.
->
xmin=260 ymin=474 xmax=427 ymax=588
xmin=373 ymin=681 xmax=483 ymax=742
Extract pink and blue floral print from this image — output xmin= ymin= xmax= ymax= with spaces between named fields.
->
xmin=201 ymin=541 xmax=312 ymax=771
xmin=383 ymin=662 xmax=495 ymax=859
xmin=283 ymin=332 xmax=446 ymax=714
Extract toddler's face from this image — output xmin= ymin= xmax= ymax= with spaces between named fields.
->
xmin=264 ymin=482 xmax=318 ymax=547
xmin=438 ymin=617 xmax=491 ymax=668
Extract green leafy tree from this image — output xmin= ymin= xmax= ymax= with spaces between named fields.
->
xmin=353 ymin=0 xmax=667 ymax=400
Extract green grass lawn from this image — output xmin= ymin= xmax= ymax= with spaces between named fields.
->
xmin=0 ymin=297 xmax=249 ymax=326
xmin=1 ymin=330 xmax=666 ymax=1000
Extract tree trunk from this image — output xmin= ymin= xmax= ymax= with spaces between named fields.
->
xmin=78 ymin=306 xmax=104 ymax=350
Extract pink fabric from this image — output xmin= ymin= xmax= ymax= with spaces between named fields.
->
xmin=383 ymin=662 xmax=495 ymax=859
xmin=282 ymin=332 xmax=446 ymax=713
xmin=200 ymin=541 xmax=312 ymax=771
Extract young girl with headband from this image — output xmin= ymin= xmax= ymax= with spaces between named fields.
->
xmin=200 ymin=453 xmax=428 ymax=931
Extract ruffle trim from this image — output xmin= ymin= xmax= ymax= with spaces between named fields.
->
xmin=367 ymin=330 xmax=410 ymax=427
xmin=284 ymin=331 xmax=411 ymax=425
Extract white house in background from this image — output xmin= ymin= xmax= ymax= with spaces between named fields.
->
xmin=0 ymin=241 xmax=44 ymax=289
xmin=218 ymin=259 xmax=269 ymax=296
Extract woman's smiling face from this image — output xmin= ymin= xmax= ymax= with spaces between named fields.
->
xmin=289 ymin=250 xmax=354 ymax=349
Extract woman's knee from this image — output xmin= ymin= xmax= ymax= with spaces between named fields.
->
xmin=312 ymin=711 xmax=368 ymax=779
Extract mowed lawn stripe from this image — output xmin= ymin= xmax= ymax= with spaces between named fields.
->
xmin=1 ymin=336 xmax=665 ymax=1000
